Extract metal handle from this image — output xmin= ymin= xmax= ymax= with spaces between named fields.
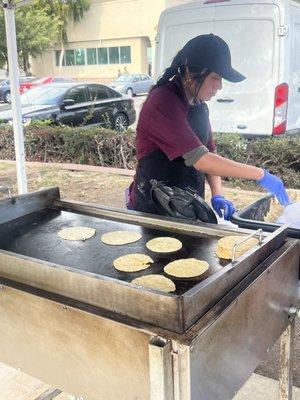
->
xmin=217 ymin=98 xmax=234 ymax=103
xmin=288 ymin=306 xmax=300 ymax=318
xmin=232 ymin=228 xmax=264 ymax=263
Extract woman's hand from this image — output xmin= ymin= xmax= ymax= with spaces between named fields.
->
xmin=211 ymin=195 xmax=236 ymax=221
xmin=257 ymin=170 xmax=290 ymax=206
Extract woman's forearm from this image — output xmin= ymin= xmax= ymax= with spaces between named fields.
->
xmin=206 ymin=174 xmax=223 ymax=196
xmin=194 ymin=152 xmax=264 ymax=180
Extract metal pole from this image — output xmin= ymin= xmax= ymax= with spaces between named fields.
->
xmin=3 ymin=0 xmax=28 ymax=194
xmin=278 ymin=319 xmax=295 ymax=400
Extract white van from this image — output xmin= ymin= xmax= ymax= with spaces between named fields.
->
xmin=155 ymin=0 xmax=300 ymax=137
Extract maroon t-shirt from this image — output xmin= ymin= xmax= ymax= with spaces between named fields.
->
xmin=136 ymin=78 xmax=216 ymax=161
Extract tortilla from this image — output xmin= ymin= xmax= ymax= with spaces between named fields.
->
xmin=131 ymin=274 xmax=176 ymax=293
xmin=146 ymin=237 xmax=182 ymax=253
xmin=58 ymin=226 xmax=96 ymax=241
xmin=164 ymin=258 xmax=209 ymax=278
xmin=113 ymin=253 xmax=153 ymax=272
xmin=216 ymin=235 xmax=259 ymax=260
xmin=265 ymin=191 xmax=299 ymax=223
xmin=101 ymin=231 xmax=142 ymax=245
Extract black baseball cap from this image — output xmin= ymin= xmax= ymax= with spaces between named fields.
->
xmin=181 ymin=34 xmax=246 ymax=83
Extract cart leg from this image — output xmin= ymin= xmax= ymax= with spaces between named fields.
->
xmin=149 ymin=337 xmax=174 ymax=400
xmin=278 ymin=319 xmax=295 ymax=400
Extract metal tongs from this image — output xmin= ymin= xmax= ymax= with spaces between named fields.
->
xmin=231 ymin=228 xmax=264 ymax=263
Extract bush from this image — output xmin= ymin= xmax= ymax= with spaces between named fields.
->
xmin=0 ymin=125 xmax=299 ymax=188
xmin=0 ymin=125 xmax=136 ymax=169
xmin=215 ymin=133 xmax=300 ymax=189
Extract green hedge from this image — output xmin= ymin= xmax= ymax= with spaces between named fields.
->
xmin=0 ymin=124 xmax=299 ymax=188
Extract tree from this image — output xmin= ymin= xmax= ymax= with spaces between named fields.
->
xmin=0 ymin=0 xmax=91 ymax=74
xmin=36 ymin=0 xmax=91 ymax=69
xmin=0 ymin=5 xmax=60 ymax=74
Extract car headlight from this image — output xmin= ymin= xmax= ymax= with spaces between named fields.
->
xmin=22 ymin=117 xmax=32 ymax=126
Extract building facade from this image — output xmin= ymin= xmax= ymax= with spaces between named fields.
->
xmin=31 ymin=0 xmax=187 ymax=82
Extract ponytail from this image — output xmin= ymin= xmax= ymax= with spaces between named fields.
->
xmin=150 ymin=50 xmax=185 ymax=92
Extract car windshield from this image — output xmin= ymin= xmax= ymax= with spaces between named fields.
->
xmin=21 ymin=85 xmax=66 ymax=106
xmin=115 ymin=75 xmax=133 ymax=82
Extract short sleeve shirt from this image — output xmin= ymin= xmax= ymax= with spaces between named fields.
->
xmin=136 ymin=78 xmax=215 ymax=161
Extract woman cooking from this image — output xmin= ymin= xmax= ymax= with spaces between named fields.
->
xmin=127 ymin=34 xmax=289 ymax=219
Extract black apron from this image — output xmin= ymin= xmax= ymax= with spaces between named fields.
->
xmin=133 ymin=102 xmax=210 ymax=214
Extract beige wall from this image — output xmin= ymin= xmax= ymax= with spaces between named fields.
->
xmin=31 ymin=0 xmax=187 ymax=81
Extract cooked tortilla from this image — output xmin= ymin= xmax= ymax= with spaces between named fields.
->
xmin=113 ymin=253 xmax=153 ymax=272
xmin=58 ymin=226 xmax=96 ymax=241
xmin=216 ymin=235 xmax=259 ymax=260
xmin=164 ymin=258 xmax=209 ymax=278
xmin=146 ymin=237 xmax=182 ymax=253
xmin=131 ymin=274 xmax=176 ymax=293
xmin=101 ymin=231 xmax=142 ymax=245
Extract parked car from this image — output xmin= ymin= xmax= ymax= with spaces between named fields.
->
xmin=19 ymin=76 xmax=75 ymax=94
xmin=0 ymin=76 xmax=37 ymax=103
xmin=0 ymin=83 xmax=136 ymax=131
xmin=109 ymin=74 xmax=154 ymax=96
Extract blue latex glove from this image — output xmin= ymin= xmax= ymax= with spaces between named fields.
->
xmin=257 ymin=170 xmax=290 ymax=206
xmin=211 ymin=195 xmax=236 ymax=221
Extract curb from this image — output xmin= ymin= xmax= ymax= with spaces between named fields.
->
xmin=0 ymin=160 xmax=135 ymax=177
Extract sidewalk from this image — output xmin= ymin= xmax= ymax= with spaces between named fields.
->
xmin=1 ymin=361 xmax=299 ymax=400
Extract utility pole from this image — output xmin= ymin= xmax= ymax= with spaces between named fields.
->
xmin=2 ymin=0 xmax=28 ymax=194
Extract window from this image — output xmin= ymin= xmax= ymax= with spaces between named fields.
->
xmin=56 ymin=46 xmax=132 ymax=67
xmin=109 ymin=47 xmax=119 ymax=64
xmin=75 ymin=49 xmax=86 ymax=66
xmin=55 ymin=50 xmax=65 ymax=66
xmin=98 ymin=48 xmax=108 ymax=64
xmin=87 ymin=48 xmax=97 ymax=65
xmin=65 ymin=50 xmax=75 ymax=66
xmin=89 ymin=84 xmax=109 ymax=101
xmin=120 ymin=46 xmax=131 ymax=64
xmin=106 ymin=87 xmax=121 ymax=98
xmin=65 ymin=86 xmax=87 ymax=103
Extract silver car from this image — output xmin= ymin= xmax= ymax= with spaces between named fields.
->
xmin=109 ymin=74 xmax=154 ymax=96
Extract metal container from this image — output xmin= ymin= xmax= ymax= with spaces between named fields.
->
xmin=231 ymin=194 xmax=300 ymax=238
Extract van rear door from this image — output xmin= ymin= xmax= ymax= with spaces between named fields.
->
xmin=210 ymin=3 xmax=281 ymax=136
xmin=156 ymin=4 xmax=216 ymax=74
xmin=156 ymin=2 xmax=281 ymax=137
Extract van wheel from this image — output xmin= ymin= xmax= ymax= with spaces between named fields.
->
xmin=114 ymin=113 xmax=129 ymax=132
xmin=4 ymin=91 xmax=11 ymax=103
xmin=126 ymin=88 xmax=133 ymax=97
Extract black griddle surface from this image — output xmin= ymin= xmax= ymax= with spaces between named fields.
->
xmin=0 ymin=208 xmax=229 ymax=295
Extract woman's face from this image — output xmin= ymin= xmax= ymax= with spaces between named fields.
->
xmin=196 ymin=72 xmax=222 ymax=101
xmin=185 ymin=72 xmax=222 ymax=102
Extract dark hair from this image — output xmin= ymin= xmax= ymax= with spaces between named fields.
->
xmin=151 ymin=48 xmax=211 ymax=93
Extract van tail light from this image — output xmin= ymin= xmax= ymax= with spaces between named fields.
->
xmin=273 ymin=83 xmax=288 ymax=135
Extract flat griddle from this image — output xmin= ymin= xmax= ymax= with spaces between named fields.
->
xmin=0 ymin=188 xmax=287 ymax=333
xmin=0 ymin=208 xmax=228 ymax=295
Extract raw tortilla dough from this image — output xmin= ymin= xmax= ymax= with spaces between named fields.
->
xmin=216 ymin=235 xmax=259 ymax=260
xmin=113 ymin=253 xmax=153 ymax=272
xmin=146 ymin=237 xmax=182 ymax=253
xmin=101 ymin=231 xmax=142 ymax=245
xmin=131 ymin=274 xmax=176 ymax=293
xmin=265 ymin=190 xmax=299 ymax=222
xmin=164 ymin=258 xmax=209 ymax=278
xmin=58 ymin=226 xmax=96 ymax=241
